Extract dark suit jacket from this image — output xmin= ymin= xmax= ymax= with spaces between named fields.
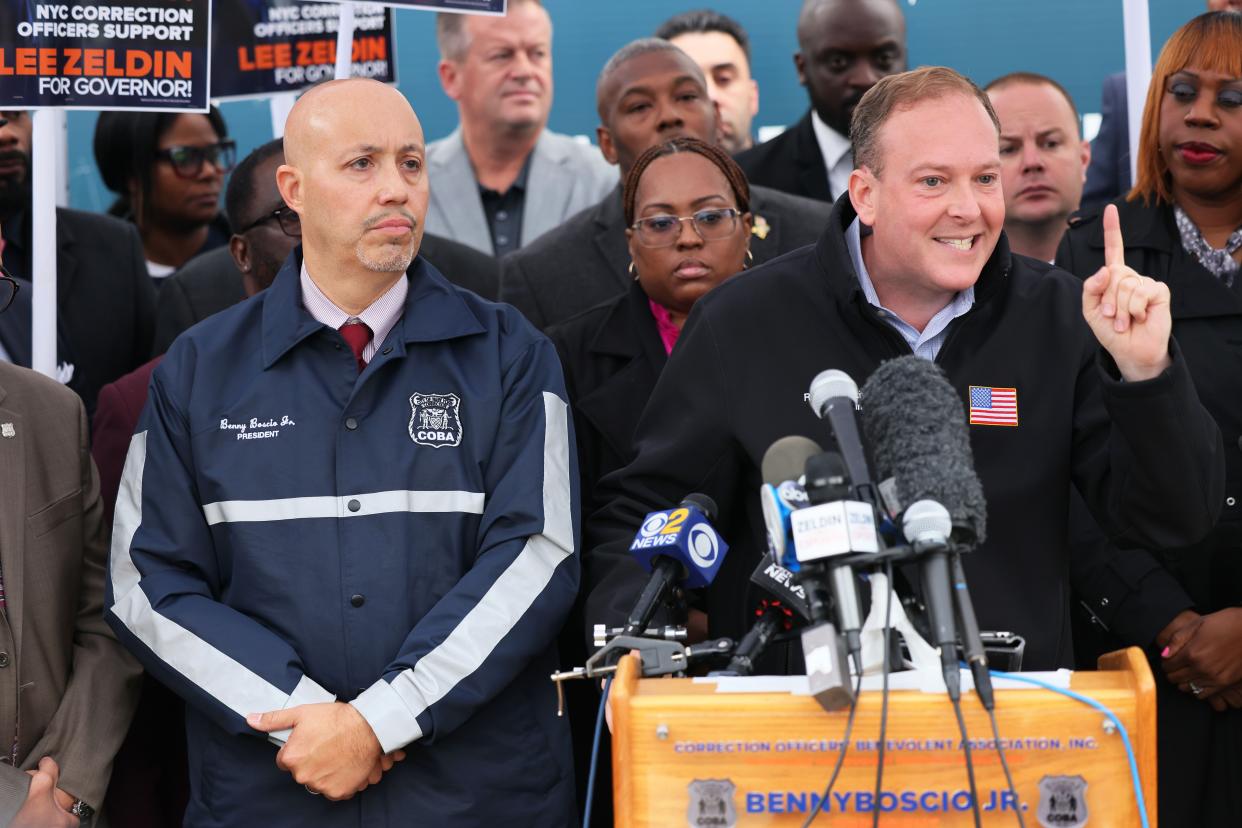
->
xmin=734 ymin=112 xmax=832 ymax=203
xmin=546 ymin=282 xmax=667 ymax=512
xmin=0 ymin=275 xmax=85 ymax=397
xmin=1082 ymin=72 xmax=1131 ymax=211
xmin=31 ymin=210 xmax=155 ymax=414
xmin=151 ymin=234 xmax=499 ymax=355
xmin=500 ymin=184 xmax=831 ymax=329
xmin=0 ymin=362 xmax=142 ymax=820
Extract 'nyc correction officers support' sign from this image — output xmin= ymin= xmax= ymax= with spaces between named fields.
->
xmin=0 ymin=0 xmax=211 ymax=111
xmin=212 ymin=0 xmax=394 ymax=100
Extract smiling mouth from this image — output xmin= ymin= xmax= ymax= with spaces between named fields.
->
xmin=935 ymin=236 xmax=977 ymax=251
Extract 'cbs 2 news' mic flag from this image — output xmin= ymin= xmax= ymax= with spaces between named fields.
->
xmin=0 ymin=0 xmax=211 ymax=111
xmin=212 ymin=0 xmax=395 ymax=99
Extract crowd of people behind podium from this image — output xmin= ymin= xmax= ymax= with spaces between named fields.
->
xmin=0 ymin=0 xmax=1239 ymax=825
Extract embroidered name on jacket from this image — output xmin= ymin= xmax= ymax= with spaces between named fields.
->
xmin=409 ymin=392 xmax=463 ymax=447
xmin=219 ymin=415 xmax=298 ymax=440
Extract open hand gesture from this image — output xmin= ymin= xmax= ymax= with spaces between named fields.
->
xmin=1082 ymin=204 xmax=1173 ymax=381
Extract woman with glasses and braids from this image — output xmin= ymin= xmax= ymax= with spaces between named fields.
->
xmin=93 ymin=107 xmax=235 ymax=283
xmin=546 ymin=136 xmax=751 ymax=826
xmin=1057 ymin=12 xmax=1242 ymax=826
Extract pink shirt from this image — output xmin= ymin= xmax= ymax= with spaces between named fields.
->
xmin=648 ymin=299 xmax=681 ymax=355
xmin=300 ymin=262 xmax=408 ymax=363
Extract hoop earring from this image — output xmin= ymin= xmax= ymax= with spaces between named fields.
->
xmin=628 ymin=262 xmax=638 ymax=281
xmin=743 ymin=249 xmax=754 ymax=269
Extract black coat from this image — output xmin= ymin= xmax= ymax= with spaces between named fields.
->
xmin=734 ymin=111 xmax=833 ymax=203
xmin=584 ymin=195 xmax=1224 ymax=674
xmin=1058 ymin=197 xmax=1242 ymax=828
xmin=547 ymin=280 xmax=668 ymax=512
xmin=1 ymin=208 xmax=155 ymax=413
xmin=499 ymin=184 xmax=831 ymax=330
xmin=151 ymin=234 xmax=500 ymax=355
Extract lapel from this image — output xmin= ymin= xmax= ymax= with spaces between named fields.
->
xmin=1087 ymin=200 xmax=1242 ymax=321
xmin=521 ymin=132 xmax=569 ymax=246
xmin=790 ymin=113 xmax=832 ymax=201
xmin=591 ymin=185 xmax=632 ymax=290
xmin=0 ymin=378 xmax=25 ymax=647
xmin=428 ymin=130 xmax=493 ymax=254
xmin=575 ymin=284 xmax=667 ymax=459
xmin=55 ymin=209 xmax=80 ymax=306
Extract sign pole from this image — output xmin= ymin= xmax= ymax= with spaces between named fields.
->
xmin=1121 ymin=0 xmax=1153 ymax=186
xmin=30 ymin=109 xmax=62 ymax=379
xmin=335 ymin=3 xmax=356 ymax=80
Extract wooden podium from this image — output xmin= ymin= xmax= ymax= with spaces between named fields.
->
xmin=609 ymin=648 xmax=1156 ymax=826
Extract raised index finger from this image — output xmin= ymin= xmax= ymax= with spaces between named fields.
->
xmin=1103 ymin=203 xmax=1126 ymax=268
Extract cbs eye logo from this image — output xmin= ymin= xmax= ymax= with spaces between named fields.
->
xmin=687 ymin=524 xmax=720 ymax=568
xmin=639 ymin=507 xmax=691 ymax=538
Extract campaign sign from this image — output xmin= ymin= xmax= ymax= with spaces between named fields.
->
xmin=212 ymin=0 xmax=395 ymax=100
xmin=0 ymin=0 xmax=211 ymax=111
xmin=303 ymin=0 xmax=505 ymax=14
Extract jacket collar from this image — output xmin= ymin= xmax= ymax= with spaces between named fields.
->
xmin=261 ymin=246 xmax=487 ymax=369
xmin=588 ymin=280 xmax=668 ymax=367
xmin=591 ymin=184 xmax=632 ymax=289
xmin=0 ymin=370 xmax=26 ymax=646
xmin=814 ymin=194 xmax=1011 ymax=309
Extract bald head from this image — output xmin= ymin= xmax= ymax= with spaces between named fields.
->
xmin=277 ymin=78 xmax=429 ymax=292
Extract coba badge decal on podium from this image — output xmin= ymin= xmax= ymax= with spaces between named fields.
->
xmin=1037 ymin=775 xmax=1088 ymax=827
xmin=687 ymin=778 xmax=737 ymax=827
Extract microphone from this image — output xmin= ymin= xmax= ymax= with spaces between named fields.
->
xmin=714 ymin=555 xmax=812 ymax=677
xmin=861 ymin=356 xmax=992 ymax=703
xmin=759 ymin=436 xmax=821 ymax=569
xmin=622 ymin=494 xmax=728 ymax=638
xmin=807 ymin=370 xmax=882 ymax=510
xmin=902 ymin=500 xmax=962 ymax=700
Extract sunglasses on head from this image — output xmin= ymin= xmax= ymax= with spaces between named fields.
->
xmin=156 ymin=140 xmax=237 ymax=179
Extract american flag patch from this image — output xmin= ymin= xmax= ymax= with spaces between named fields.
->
xmin=969 ymin=386 xmax=1018 ymax=427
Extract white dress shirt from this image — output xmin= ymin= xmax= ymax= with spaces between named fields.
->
xmin=810 ymin=111 xmax=855 ymax=200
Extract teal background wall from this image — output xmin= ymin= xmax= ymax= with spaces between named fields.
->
xmin=65 ymin=0 xmax=1203 ymax=212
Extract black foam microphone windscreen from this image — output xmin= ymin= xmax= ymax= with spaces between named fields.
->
xmin=859 ymin=356 xmax=987 ymax=544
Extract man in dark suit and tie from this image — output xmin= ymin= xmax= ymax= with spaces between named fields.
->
xmin=0 ymin=271 xmax=142 ymax=826
xmin=0 ymin=110 xmax=155 ymax=413
xmin=734 ymin=0 xmax=906 ymax=203
xmin=500 ymin=39 xmax=831 ymax=330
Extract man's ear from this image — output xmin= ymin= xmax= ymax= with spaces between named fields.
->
xmin=437 ymin=59 xmax=462 ymax=101
xmin=1079 ymin=138 xmax=1092 ymax=184
xmin=276 ymin=164 xmax=302 ymax=213
xmin=793 ymin=52 xmax=807 ymax=87
xmin=849 ymin=166 xmax=878 ymax=227
xmin=229 ymin=234 xmax=250 ymax=276
xmin=597 ymin=125 xmax=618 ymax=166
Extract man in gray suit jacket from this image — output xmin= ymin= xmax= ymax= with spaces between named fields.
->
xmin=427 ymin=0 xmax=616 ymax=257
xmin=501 ymin=39 xmax=832 ymax=330
xmin=0 ymin=339 xmax=141 ymax=823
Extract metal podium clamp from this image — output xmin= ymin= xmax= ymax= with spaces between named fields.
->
xmin=593 ymin=623 xmax=687 ymax=649
xmin=550 ymin=635 xmax=734 ymax=716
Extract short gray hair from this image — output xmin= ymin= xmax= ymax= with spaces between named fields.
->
xmin=436 ymin=0 xmax=544 ymax=62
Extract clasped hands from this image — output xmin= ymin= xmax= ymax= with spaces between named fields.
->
xmin=247 ymin=702 xmax=405 ymax=800
xmin=1081 ymin=204 xmax=1173 ymax=381
xmin=1157 ymin=607 xmax=1242 ymax=712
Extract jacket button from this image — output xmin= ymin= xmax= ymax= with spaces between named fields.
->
xmin=0 ymin=652 xmax=10 ymax=668
xmin=345 ymin=417 xmax=358 ymax=431
xmin=1228 ymin=497 xmax=1237 ymax=508
xmin=347 ymin=499 xmax=361 ymax=512
xmin=1098 ymin=597 xmax=1109 ymax=608
xmin=350 ymin=594 xmax=365 ymax=608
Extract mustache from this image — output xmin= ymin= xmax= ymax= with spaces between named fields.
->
xmin=0 ymin=150 xmax=30 ymax=171
xmin=362 ymin=210 xmax=417 ymax=230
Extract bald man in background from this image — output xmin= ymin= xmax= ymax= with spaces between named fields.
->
xmin=105 ymin=79 xmax=578 ymax=826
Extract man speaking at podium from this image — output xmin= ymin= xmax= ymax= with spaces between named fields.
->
xmin=105 ymin=79 xmax=579 ymax=826
xmin=584 ymin=66 xmax=1225 ymax=673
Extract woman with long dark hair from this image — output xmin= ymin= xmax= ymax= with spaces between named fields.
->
xmin=93 ymin=107 xmax=234 ymax=282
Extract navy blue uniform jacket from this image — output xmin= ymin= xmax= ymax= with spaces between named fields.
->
xmin=105 ymin=251 xmax=579 ymax=827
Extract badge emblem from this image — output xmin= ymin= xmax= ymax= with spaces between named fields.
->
xmin=1037 ymin=775 xmax=1088 ymax=828
xmin=0 ymin=423 xmax=13 ymax=438
xmin=408 ymin=393 xmax=463 ymax=448
xmin=686 ymin=779 xmax=736 ymax=828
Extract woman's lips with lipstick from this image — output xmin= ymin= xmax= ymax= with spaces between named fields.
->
xmin=1176 ymin=142 xmax=1223 ymax=165
xmin=673 ymin=259 xmax=710 ymax=278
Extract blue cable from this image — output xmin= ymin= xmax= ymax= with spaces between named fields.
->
xmin=988 ymin=669 xmax=1150 ymax=828
xmin=583 ymin=675 xmax=613 ymax=828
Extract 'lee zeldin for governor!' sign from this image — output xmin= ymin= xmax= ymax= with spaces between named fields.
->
xmin=0 ymin=0 xmax=211 ymax=110
xmin=212 ymin=0 xmax=394 ymax=100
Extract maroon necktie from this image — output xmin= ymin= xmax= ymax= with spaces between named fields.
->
xmin=339 ymin=321 xmax=372 ymax=373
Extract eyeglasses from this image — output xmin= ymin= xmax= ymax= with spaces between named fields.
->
xmin=156 ymin=140 xmax=237 ymax=179
xmin=630 ymin=207 xmax=742 ymax=248
xmin=0 ymin=263 xmax=18 ymax=314
xmin=237 ymin=204 xmax=301 ymax=237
